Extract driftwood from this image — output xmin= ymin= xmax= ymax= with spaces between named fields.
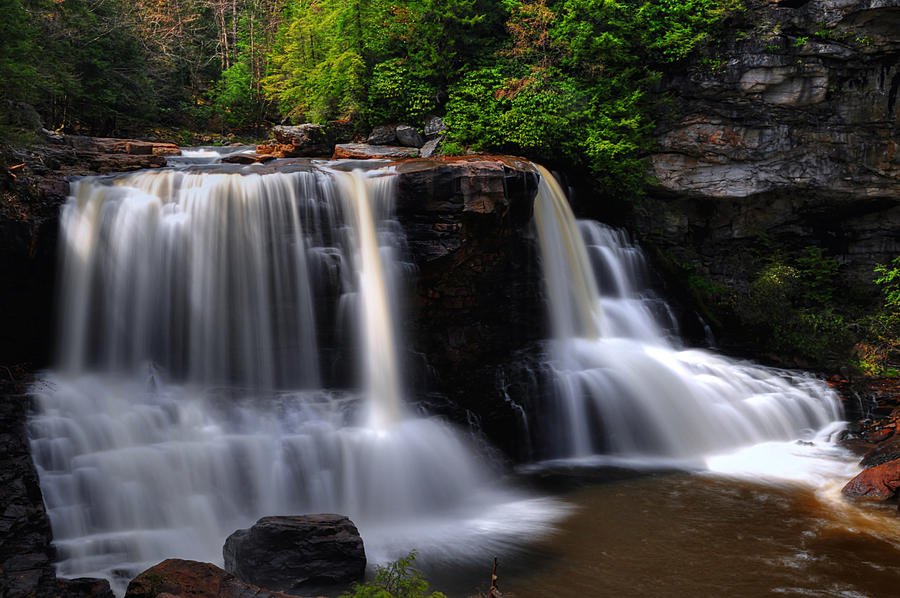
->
xmin=469 ymin=557 xmax=505 ymax=598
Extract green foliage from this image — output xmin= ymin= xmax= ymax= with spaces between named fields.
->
xmin=442 ymin=0 xmax=741 ymax=196
xmin=367 ymin=59 xmax=437 ymax=125
xmin=855 ymin=257 xmax=900 ymax=376
xmin=721 ymin=244 xmax=853 ymax=365
xmin=341 ymin=552 xmax=447 ymax=598
xmin=440 ymin=140 xmax=465 ymax=155
xmin=874 ymin=256 xmax=900 ymax=309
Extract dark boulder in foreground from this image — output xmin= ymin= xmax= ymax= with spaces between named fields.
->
xmin=223 ymin=515 xmax=365 ymax=594
xmin=125 ymin=559 xmax=298 ymax=598
xmin=842 ymin=459 xmax=900 ymax=501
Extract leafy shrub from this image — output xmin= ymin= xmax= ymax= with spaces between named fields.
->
xmin=341 ymin=551 xmax=446 ymax=598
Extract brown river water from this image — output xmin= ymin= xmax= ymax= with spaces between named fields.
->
xmin=495 ymin=472 xmax=900 ymax=598
xmin=420 ymin=447 xmax=900 ymax=598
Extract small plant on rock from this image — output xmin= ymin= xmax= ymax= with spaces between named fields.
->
xmin=341 ymin=551 xmax=447 ymax=598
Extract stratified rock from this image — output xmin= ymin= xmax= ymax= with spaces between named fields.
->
xmin=125 ymin=559 xmax=296 ymax=598
xmin=424 ymin=116 xmax=448 ymax=138
xmin=395 ymin=157 xmax=543 ymax=458
xmin=641 ymin=0 xmax=900 ymax=302
xmin=333 ymin=143 xmax=418 ymax=159
xmin=224 ymin=515 xmax=365 ymax=594
xmin=842 ymin=459 xmax=900 ymax=501
xmin=396 ymin=125 xmax=425 ymax=148
xmin=367 ymin=125 xmax=397 ymax=145
xmin=271 ymin=124 xmax=334 ymax=157
xmin=0 ymin=391 xmax=56 ymax=597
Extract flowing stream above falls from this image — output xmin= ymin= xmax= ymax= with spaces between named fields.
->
xmin=26 ymin=159 xmax=866 ymax=595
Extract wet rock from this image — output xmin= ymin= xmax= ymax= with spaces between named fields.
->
xmin=861 ymin=435 xmax=900 ymax=468
xmin=367 ymin=125 xmax=397 ymax=145
xmin=223 ymin=515 xmax=365 ymax=594
xmin=842 ymin=459 xmax=900 ymax=501
xmin=332 ymin=143 xmax=418 ymax=159
xmin=396 ymin=125 xmax=425 ymax=148
xmin=270 ymin=124 xmax=334 ymax=157
xmin=394 ymin=157 xmax=545 ymax=455
xmin=0 ymin=391 xmax=56 ymax=598
xmin=220 ymin=153 xmax=263 ymax=164
xmin=55 ymin=577 xmax=116 ymax=598
xmin=125 ymin=559 xmax=297 ymax=598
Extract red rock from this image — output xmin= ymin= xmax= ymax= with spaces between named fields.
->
xmin=866 ymin=427 xmax=895 ymax=443
xmin=842 ymin=459 xmax=900 ymax=501
xmin=124 ymin=559 xmax=301 ymax=598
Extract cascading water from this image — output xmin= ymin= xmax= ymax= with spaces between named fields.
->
xmin=28 ymin=163 xmax=563 ymax=593
xmin=532 ymin=165 xmax=844 ymax=462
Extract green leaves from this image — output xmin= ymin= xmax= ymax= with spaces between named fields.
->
xmin=341 ymin=551 xmax=447 ymax=598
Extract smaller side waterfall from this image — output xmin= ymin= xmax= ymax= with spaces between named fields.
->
xmin=532 ymin=165 xmax=843 ymax=460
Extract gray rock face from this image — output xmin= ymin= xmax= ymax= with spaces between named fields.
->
xmin=367 ymin=125 xmax=397 ymax=145
xmin=420 ymin=136 xmax=443 ymax=158
xmin=396 ymin=124 xmax=426 ymax=147
xmin=424 ymin=116 xmax=448 ymax=138
xmin=223 ymin=515 xmax=365 ymax=594
xmin=642 ymin=0 xmax=900 ymax=288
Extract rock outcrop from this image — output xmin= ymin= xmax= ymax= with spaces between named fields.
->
xmin=125 ymin=559 xmax=298 ymax=598
xmin=333 ymin=143 xmax=419 ymax=159
xmin=641 ymin=0 xmax=900 ymax=294
xmin=223 ymin=515 xmax=365 ymax=594
xmin=395 ymin=157 xmax=544 ymax=456
xmin=0 ymin=134 xmax=175 ymax=366
xmin=842 ymin=459 xmax=900 ymax=501
xmin=0 ymin=384 xmax=115 ymax=598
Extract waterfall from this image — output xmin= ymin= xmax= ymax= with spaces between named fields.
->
xmin=29 ymin=164 xmax=564 ymax=592
xmin=532 ymin=165 xmax=843 ymax=460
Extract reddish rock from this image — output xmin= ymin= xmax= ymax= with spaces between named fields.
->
xmin=124 ymin=559 xmax=300 ymax=598
xmin=842 ymin=460 xmax=900 ymax=501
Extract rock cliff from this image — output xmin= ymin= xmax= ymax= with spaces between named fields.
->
xmin=643 ymin=0 xmax=900 ymax=289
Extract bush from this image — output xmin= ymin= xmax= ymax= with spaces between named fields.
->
xmin=341 ymin=551 xmax=447 ymax=598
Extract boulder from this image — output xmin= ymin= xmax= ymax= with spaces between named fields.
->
xmin=333 ymin=143 xmax=418 ymax=159
xmin=271 ymin=124 xmax=334 ymax=157
xmin=125 ymin=559 xmax=297 ymax=598
xmin=861 ymin=436 xmax=900 ymax=468
xmin=56 ymin=577 xmax=116 ymax=598
xmin=366 ymin=125 xmax=397 ymax=145
xmin=223 ymin=515 xmax=365 ymax=594
xmin=842 ymin=459 xmax=900 ymax=501
xmin=420 ymin=136 xmax=442 ymax=158
xmin=424 ymin=116 xmax=448 ymax=139
xmin=395 ymin=125 xmax=425 ymax=148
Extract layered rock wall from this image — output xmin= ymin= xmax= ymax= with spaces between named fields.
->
xmin=643 ymin=0 xmax=900 ymax=288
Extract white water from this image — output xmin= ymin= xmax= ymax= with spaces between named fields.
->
xmin=532 ymin=165 xmax=844 ymax=461
xmin=30 ymin=165 xmax=566 ymax=593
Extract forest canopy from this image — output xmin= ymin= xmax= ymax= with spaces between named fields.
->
xmin=2 ymin=0 xmax=740 ymax=190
